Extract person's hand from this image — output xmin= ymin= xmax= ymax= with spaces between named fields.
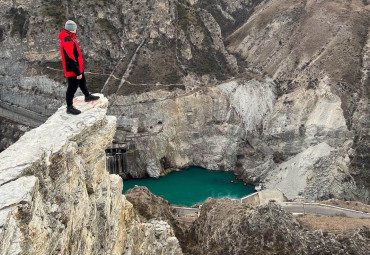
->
xmin=77 ymin=74 xmax=82 ymax=80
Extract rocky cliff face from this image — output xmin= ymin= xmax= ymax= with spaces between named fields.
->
xmin=0 ymin=0 xmax=238 ymax=104
xmin=194 ymin=0 xmax=263 ymax=37
xmin=125 ymin=186 xmax=188 ymax=251
xmin=0 ymin=0 xmax=369 ymax=203
xmin=0 ymin=95 xmax=182 ymax=255
xmin=109 ymin=74 xmax=275 ymax=178
xmin=226 ymin=0 xmax=370 ymax=201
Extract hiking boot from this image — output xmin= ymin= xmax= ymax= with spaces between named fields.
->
xmin=85 ymin=94 xmax=100 ymax=102
xmin=66 ymin=105 xmax=81 ymax=115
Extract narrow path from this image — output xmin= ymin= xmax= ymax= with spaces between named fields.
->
xmin=46 ymin=66 xmax=184 ymax=87
xmin=360 ymin=28 xmax=370 ymax=90
xmin=109 ymin=77 xmax=238 ymax=108
xmin=116 ymin=39 xmax=146 ymax=94
xmin=101 ymin=56 xmax=124 ymax=93
xmin=282 ymin=202 xmax=370 ymax=219
xmin=0 ymin=100 xmax=48 ymax=127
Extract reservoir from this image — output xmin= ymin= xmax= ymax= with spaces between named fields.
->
xmin=122 ymin=166 xmax=255 ymax=206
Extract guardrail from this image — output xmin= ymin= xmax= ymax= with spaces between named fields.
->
xmin=282 ymin=202 xmax=370 ymax=219
xmin=239 ymin=191 xmax=370 ymax=219
xmin=170 ymin=200 xmax=370 ymax=220
xmin=240 ymin=192 xmax=259 ymax=203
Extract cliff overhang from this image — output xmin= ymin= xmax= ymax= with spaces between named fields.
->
xmin=0 ymin=94 xmax=182 ymax=254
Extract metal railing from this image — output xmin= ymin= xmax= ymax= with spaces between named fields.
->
xmin=240 ymin=192 xmax=259 ymax=203
xmin=282 ymin=202 xmax=370 ymax=219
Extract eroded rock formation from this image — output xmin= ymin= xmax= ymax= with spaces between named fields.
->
xmin=0 ymin=95 xmax=182 ymax=255
xmin=125 ymin=186 xmax=187 ymax=250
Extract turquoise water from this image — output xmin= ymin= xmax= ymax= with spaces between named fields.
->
xmin=122 ymin=166 xmax=255 ymax=206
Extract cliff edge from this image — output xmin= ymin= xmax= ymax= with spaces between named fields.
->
xmin=0 ymin=95 xmax=182 ymax=255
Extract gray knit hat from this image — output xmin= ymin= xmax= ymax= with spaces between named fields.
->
xmin=65 ymin=20 xmax=77 ymax=31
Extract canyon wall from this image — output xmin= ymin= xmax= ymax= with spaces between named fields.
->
xmin=0 ymin=0 xmax=369 ymax=202
xmin=109 ymin=71 xmax=360 ymax=201
xmin=226 ymin=0 xmax=370 ymax=201
xmin=108 ymin=76 xmax=275 ymax=178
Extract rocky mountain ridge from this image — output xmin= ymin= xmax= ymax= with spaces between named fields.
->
xmin=226 ymin=0 xmax=370 ymax=200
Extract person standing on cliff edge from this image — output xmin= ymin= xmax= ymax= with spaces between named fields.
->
xmin=58 ymin=20 xmax=99 ymax=115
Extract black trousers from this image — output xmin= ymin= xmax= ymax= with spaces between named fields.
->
xmin=66 ymin=73 xmax=90 ymax=106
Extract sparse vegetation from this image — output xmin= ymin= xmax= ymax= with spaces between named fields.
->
xmin=127 ymin=63 xmax=152 ymax=84
xmin=175 ymin=3 xmax=234 ymax=80
xmin=163 ymin=72 xmax=181 ymax=84
xmin=188 ymin=45 xmax=231 ymax=80
xmin=296 ymin=214 xmax=370 ymax=232
xmin=97 ymin=19 xmax=119 ymax=40
xmin=42 ymin=0 xmax=66 ymax=26
xmin=84 ymin=59 xmax=114 ymax=92
xmin=176 ymin=3 xmax=201 ymax=31
xmin=8 ymin=8 xmax=29 ymax=38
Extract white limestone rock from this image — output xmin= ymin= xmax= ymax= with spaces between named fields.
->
xmin=109 ymin=82 xmax=247 ymax=177
xmin=124 ymin=220 xmax=182 ymax=255
xmin=0 ymin=94 xmax=182 ymax=254
xmin=0 ymin=93 xmax=108 ymax=186
xmin=218 ymin=79 xmax=276 ymax=132
xmin=264 ymin=142 xmax=333 ymax=199
xmin=0 ymin=176 xmax=38 ymax=228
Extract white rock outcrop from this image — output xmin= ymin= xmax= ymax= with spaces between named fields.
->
xmin=0 ymin=94 xmax=182 ymax=255
xmin=264 ymin=142 xmax=334 ymax=198
xmin=241 ymin=80 xmax=356 ymax=200
xmin=218 ymin=78 xmax=276 ymax=132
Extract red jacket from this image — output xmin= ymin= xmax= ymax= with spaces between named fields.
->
xmin=58 ymin=29 xmax=84 ymax=77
